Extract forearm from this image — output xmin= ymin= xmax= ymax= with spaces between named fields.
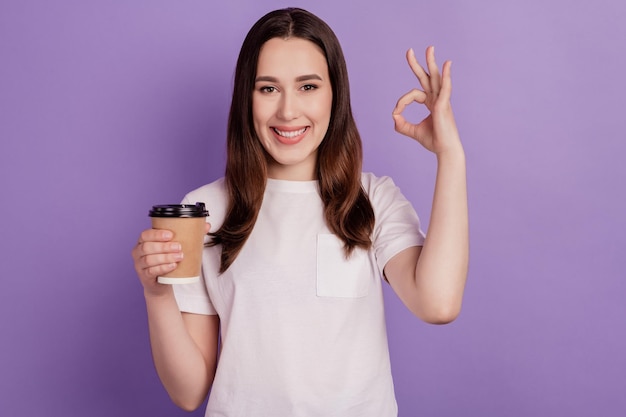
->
xmin=145 ymin=289 xmax=214 ymax=410
xmin=414 ymin=146 xmax=469 ymax=322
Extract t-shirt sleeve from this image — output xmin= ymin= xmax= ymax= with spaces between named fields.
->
xmin=366 ymin=174 xmax=426 ymax=276
xmin=172 ymin=274 xmax=217 ymax=315
xmin=171 ymin=191 xmax=218 ymax=315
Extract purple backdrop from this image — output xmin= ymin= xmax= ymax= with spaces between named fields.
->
xmin=1 ymin=1 xmax=625 ymax=416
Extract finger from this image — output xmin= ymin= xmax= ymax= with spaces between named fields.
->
xmin=392 ymin=88 xmax=428 ymax=116
xmin=139 ymin=228 xmax=174 ymax=245
xmin=392 ymin=111 xmax=415 ymax=138
xmin=138 ymin=251 xmax=184 ymax=271
xmin=426 ymin=46 xmax=441 ymax=95
xmin=140 ymin=241 xmax=182 ymax=257
xmin=392 ymin=89 xmax=428 ymax=138
xmin=406 ymin=48 xmax=431 ymax=92
xmin=392 ymin=89 xmax=427 ymax=138
xmin=144 ymin=262 xmax=178 ymax=279
xmin=438 ymin=60 xmax=452 ymax=103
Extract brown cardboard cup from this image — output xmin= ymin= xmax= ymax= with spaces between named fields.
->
xmin=149 ymin=203 xmax=209 ymax=284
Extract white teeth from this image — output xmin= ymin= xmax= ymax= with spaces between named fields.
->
xmin=273 ymin=127 xmax=307 ymax=138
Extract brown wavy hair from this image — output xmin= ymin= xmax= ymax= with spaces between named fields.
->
xmin=209 ymin=7 xmax=375 ymax=273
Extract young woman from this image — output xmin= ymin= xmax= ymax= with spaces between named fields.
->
xmin=132 ymin=7 xmax=468 ymax=417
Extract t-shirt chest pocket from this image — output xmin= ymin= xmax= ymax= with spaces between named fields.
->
xmin=316 ymin=234 xmax=373 ymax=298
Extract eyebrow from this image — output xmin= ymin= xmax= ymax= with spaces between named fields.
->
xmin=254 ymin=74 xmax=323 ymax=83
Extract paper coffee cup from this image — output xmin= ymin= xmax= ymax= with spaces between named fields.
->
xmin=149 ymin=203 xmax=209 ymax=284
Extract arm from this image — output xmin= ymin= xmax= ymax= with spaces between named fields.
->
xmin=132 ymin=226 xmax=219 ymax=411
xmin=385 ymin=47 xmax=469 ymax=324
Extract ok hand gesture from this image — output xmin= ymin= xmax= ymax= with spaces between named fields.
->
xmin=392 ymin=46 xmax=462 ymax=156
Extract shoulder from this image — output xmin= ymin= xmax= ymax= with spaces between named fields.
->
xmin=183 ymin=177 xmax=226 ymax=203
xmin=360 ymin=172 xmax=401 ymax=202
xmin=360 ymin=172 xmax=418 ymax=221
xmin=182 ymin=178 xmax=228 ymax=228
xmin=361 ymin=173 xmax=425 ymax=261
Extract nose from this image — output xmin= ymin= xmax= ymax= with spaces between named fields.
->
xmin=277 ymin=91 xmax=299 ymax=121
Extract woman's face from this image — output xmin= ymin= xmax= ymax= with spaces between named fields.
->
xmin=252 ymin=37 xmax=333 ymax=181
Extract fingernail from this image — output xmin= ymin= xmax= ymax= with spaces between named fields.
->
xmin=162 ymin=231 xmax=173 ymax=239
xmin=171 ymin=243 xmax=181 ymax=251
xmin=174 ymin=252 xmax=184 ymax=260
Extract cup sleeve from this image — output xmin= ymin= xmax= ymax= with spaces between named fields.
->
xmin=171 ymin=193 xmax=218 ymax=315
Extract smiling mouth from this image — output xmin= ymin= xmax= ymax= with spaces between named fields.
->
xmin=272 ymin=127 xmax=308 ymax=138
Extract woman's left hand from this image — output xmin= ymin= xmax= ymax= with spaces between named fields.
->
xmin=387 ymin=47 xmax=469 ymax=324
xmin=392 ymin=46 xmax=462 ymax=156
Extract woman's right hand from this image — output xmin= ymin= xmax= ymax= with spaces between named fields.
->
xmin=132 ymin=223 xmax=211 ymax=296
xmin=132 ymin=228 xmax=183 ymax=296
xmin=132 ymin=223 xmax=218 ymax=409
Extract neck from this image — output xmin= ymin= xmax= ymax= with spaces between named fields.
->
xmin=266 ymin=161 xmax=317 ymax=181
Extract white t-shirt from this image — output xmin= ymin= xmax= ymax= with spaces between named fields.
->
xmin=174 ymin=173 xmax=425 ymax=417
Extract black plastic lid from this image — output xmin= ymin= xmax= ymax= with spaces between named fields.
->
xmin=149 ymin=202 xmax=209 ymax=218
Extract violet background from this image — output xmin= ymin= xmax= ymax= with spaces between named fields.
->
xmin=1 ymin=0 xmax=625 ymax=416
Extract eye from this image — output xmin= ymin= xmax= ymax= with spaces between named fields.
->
xmin=301 ymin=84 xmax=318 ymax=91
xmin=259 ymin=86 xmax=277 ymax=93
